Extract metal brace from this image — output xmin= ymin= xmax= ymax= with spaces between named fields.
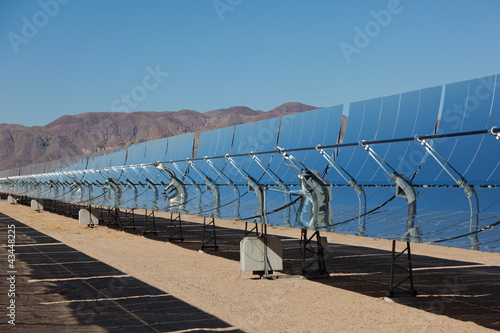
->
xmin=251 ymin=154 xmax=292 ymax=227
xmin=416 ymin=136 xmax=479 ymax=249
xmin=143 ymin=209 xmax=157 ymax=235
xmin=278 ymin=147 xmax=334 ymax=232
xmin=205 ymin=157 xmax=242 ymax=220
xmin=174 ymin=162 xmax=203 ymax=215
xmin=226 ymin=156 xmax=263 ymax=224
xmin=188 ymin=161 xmax=220 ymax=218
xmin=155 ymin=163 xmax=187 ymax=214
xmin=125 ymin=179 xmax=139 ymax=206
xmin=491 ymin=126 xmax=500 ymax=142
xmin=387 ymin=240 xmax=418 ymax=297
xmin=136 ymin=166 xmax=161 ymax=211
xmin=200 ymin=216 xmax=218 ymax=251
xmin=155 ymin=163 xmax=187 ymax=241
xmin=49 ymin=180 xmax=60 ymax=199
xmin=360 ymin=141 xmax=420 ymax=243
xmin=317 ymin=146 xmax=367 ymax=235
xmin=300 ymin=228 xmax=328 ymax=276
xmin=106 ymin=177 xmax=124 ymax=208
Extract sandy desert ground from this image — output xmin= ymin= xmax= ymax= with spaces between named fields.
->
xmin=1 ymin=199 xmax=499 ymax=332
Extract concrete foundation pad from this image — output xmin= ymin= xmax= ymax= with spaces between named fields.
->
xmin=7 ymin=195 xmax=16 ymax=205
xmin=31 ymin=199 xmax=44 ymax=211
xmin=79 ymin=209 xmax=99 ymax=226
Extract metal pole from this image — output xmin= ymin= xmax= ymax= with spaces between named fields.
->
xmin=261 ymin=185 xmax=271 ymax=279
xmin=389 ymin=240 xmax=396 ymax=295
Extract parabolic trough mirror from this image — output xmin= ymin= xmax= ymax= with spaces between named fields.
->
xmin=1 ymin=74 xmax=499 ymax=252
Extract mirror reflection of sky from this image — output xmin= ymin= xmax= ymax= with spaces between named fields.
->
xmin=2 ymin=73 xmax=499 ymax=252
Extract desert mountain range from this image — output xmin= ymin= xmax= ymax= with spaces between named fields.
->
xmin=0 ymin=102 xmax=319 ymax=171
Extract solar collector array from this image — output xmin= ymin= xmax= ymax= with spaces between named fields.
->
xmin=1 ymin=75 xmax=499 ymax=251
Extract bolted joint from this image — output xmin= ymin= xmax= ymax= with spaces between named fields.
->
xmin=359 ymin=140 xmax=368 ymax=150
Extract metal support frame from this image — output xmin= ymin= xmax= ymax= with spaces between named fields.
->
xmin=300 ymin=229 xmax=328 ymax=276
xmin=226 ymin=156 xmax=263 ymax=224
xmin=104 ymin=206 xmax=113 ymax=225
xmin=107 ymin=207 xmax=124 ymax=228
xmin=63 ymin=201 xmax=74 ymax=218
xmin=106 ymin=177 xmax=124 ymax=209
xmin=85 ymin=187 xmax=95 ymax=228
xmin=252 ymin=154 xmax=293 ymax=227
xmin=143 ymin=209 xmax=157 ymax=235
xmin=62 ymin=171 xmax=85 ymax=204
xmin=245 ymin=222 xmax=260 ymax=237
xmin=145 ymin=177 xmax=161 ymax=212
xmin=122 ymin=209 xmax=136 ymax=230
xmin=491 ymin=126 xmax=500 ymax=142
xmin=361 ymin=142 xmax=420 ymax=242
xmin=259 ymin=185 xmax=272 ymax=279
xmin=200 ymin=216 xmax=218 ymax=251
xmin=98 ymin=206 xmax=106 ymax=224
xmin=62 ymin=200 xmax=81 ymax=220
xmin=15 ymin=195 xmax=26 ymax=206
xmin=416 ymin=137 xmax=479 ymax=249
xmin=205 ymin=158 xmax=241 ymax=219
xmin=155 ymin=163 xmax=188 ymax=214
xmin=388 ymin=240 xmax=417 ymax=297
xmin=174 ymin=162 xmax=203 ymax=214
xmin=168 ymin=213 xmax=184 ymax=242
xmin=279 ymin=148 xmax=334 ymax=231
xmin=53 ymin=199 xmax=62 ymax=215
xmin=70 ymin=202 xmax=78 ymax=218
xmin=188 ymin=161 xmax=220 ymax=218
xmin=54 ymin=199 xmax=64 ymax=215
xmin=317 ymin=147 xmax=367 ymax=235
xmin=125 ymin=179 xmax=139 ymax=208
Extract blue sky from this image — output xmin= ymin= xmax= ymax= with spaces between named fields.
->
xmin=1 ymin=0 xmax=499 ymax=126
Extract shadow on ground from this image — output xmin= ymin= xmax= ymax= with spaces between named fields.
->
xmin=98 ymin=208 xmax=500 ymax=331
xmin=8 ymin=197 xmax=500 ymax=331
xmin=0 ymin=212 xmax=243 ymax=332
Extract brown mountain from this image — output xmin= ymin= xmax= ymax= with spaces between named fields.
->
xmin=0 ymin=124 xmax=80 ymax=171
xmin=0 ymin=102 xmax=319 ymax=171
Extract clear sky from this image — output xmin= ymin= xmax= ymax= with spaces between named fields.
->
xmin=1 ymin=0 xmax=499 ymax=126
